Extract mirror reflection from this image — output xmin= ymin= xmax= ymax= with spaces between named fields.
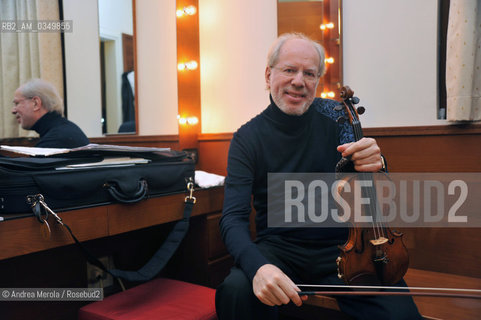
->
xmin=98 ymin=0 xmax=135 ymax=134
xmin=277 ymin=0 xmax=342 ymax=98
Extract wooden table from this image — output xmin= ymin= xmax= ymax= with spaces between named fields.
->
xmin=0 ymin=187 xmax=224 ymax=261
xmin=0 ymin=187 xmax=229 ymax=320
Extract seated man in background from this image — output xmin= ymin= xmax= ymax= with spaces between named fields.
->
xmin=12 ymin=78 xmax=89 ymax=148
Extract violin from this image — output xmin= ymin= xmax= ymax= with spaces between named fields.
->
xmin=297 ymin=86 xmax=481 ymax=301
xmin=334 ymin=86 xmax=409 ymax=286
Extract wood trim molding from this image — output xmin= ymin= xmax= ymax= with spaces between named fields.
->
xmin=90 ymin=134 xmax=179 ymax=144
xmin=89 ymin=134 xmax=180 ymax=149
xmin=365 ymin=123 xmax=481 ymax=137
xmin=2 ymin=124 xmax=479 ymax=150
xmin=198 ymin=133 xmax=233 ymax=141
xmin=198 ymin=124 xmax=481 ymax=142
xmin=0 ymin=137 xmax=38 ymax=146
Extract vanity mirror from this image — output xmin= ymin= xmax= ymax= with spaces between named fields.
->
xmin=277 ymin=0 xmax=342 ymax=98
xmin=98 ymin=0 xmax=136 ymax=134
xmin=63 ymin=0 xmax=178 ymax=139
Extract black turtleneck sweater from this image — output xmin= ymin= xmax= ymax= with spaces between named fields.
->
xmin=220 ymin=97 xmax=354 ymax=281
xmin=32 ymin=112 xmax=90 ymax=148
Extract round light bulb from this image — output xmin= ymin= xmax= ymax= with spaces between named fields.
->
xmin=185 ymin=60 xmax=198 ymax=70
xmin=184 ymin=5 xmax=197 ymax=15
xmin=187 ymin=117 xmax=199 ymax=125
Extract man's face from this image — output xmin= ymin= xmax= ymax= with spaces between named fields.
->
xmin=265 ymin=38 xmax=320 ymax=115
xmin=12 ymin=89 xmax=38 ymax=130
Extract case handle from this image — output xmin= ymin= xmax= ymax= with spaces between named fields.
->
xmin=104 ymin=179 xmax=148 ymax=204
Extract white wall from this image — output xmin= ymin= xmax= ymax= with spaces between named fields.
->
xmin=98 ymin=0 xmax=133 ymax=36
xmin=63 ymin=0 xmax=103 ymax=137
xmin=343 ymin=0 xmax=446 ymax=127
xmin=135 ymin=0 xmax=178 ymax=135
xmin=98 ymin=0 xmax=133 ymax=134
xmin=199 ymin=0 xmax=278 ymax=134
xmin=63 ymin=0 xmax=178 ymax=137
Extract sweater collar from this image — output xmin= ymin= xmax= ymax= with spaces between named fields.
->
xmin=265 ymin=94 xmax=314 ymax=128
xmin=32 ymin=112 xmax=62 ymax=136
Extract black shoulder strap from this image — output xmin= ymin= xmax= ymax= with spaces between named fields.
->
xmin=108 ymin=199 xmax=194 ymax=282
xmin=30 ymin=194 xmax=195 ymax=283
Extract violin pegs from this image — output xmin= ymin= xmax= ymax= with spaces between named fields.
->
xmin=334 ymin=104 xmax=344 ymax=111
xmin=337 ymin=116 xmax=347 ymax=124
xmin=357 ymin=106 xmax=366 ymax=115
xmin=351 ymin=96 xmax=360 ymax=104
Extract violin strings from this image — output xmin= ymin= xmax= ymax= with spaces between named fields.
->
xmin=348 ymin=100 xmax=386 ymax=243
xmin=350 ymin=108 xmax=381 ymax=241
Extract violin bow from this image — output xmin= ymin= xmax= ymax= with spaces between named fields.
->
xmin=296 ymin=284 xmax=481 ymax=300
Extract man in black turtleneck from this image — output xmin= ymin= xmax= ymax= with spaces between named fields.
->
xmin=215 ymin=33 xmax=421 ymax=320
xmin=12 ymin=79 xmax=89 ymax=148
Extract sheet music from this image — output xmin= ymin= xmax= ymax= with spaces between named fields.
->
xmin=0 ymin=146 xmax=70 ymax=156
xmin=55 ymin=157 xmax=151 ymax=170
xmin=0 ymin=143 xmax=171 ymax=157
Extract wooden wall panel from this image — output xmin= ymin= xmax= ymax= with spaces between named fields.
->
xmin=0 ymin=135 xmax=181 ymax=151
xmin=198 ymin=133 xmax=232 ymax=176
xmin=177 ymin=0 xmax=201 ymax=150
xmin=197 ymin=126 xmax=481 ymax=278
xmin=198 ymin=125 xmax=481 ymax=174
xmin=374 ymin=134 xmax=481 ymax=172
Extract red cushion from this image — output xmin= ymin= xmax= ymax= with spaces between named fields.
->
xmin=79 ymin=278 xmax=217 ymax=320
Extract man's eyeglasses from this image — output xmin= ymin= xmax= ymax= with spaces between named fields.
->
xmin=273 ymin=66 xmax=320 ymax=82
xmin=12 ymin=97 xmax=33 ymax=108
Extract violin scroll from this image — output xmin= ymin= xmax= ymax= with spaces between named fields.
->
xmin=340 ymin=86 xmax=354 ymax=100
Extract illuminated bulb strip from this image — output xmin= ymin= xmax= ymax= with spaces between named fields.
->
xmin=320 ymin=92 xmax=336 ymax=98
xmin=185 ymin=60 xmax=198 ymax=70
xmin=177 ymin=115 xmax=199 ymax=125
xmin=325 ymin=57 xmax=335 ymax=64
xmin=320 ymin=22 xmax=335 ymax=30
xmin=187 ymin=117 xmax=199 ymax=125
xmin=176 ymin=5 xmax=197 ymax=17
xmin=178 ymin=60 xmax=198 ymax=71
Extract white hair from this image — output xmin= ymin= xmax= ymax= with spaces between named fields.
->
xmin=267 ymin=32 xmax=326 ymax=77
xmin=19 ymin=79 xmax=64 ymax=115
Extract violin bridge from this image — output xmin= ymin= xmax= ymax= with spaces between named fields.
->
xmin=336 ymin=256 xmax=344 ymax=280
xmin=370 ymin=237 xmax=388 ymax=246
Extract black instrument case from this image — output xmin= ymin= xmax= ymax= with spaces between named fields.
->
xmin=0 ymin=147 xmax=195 ymax=215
